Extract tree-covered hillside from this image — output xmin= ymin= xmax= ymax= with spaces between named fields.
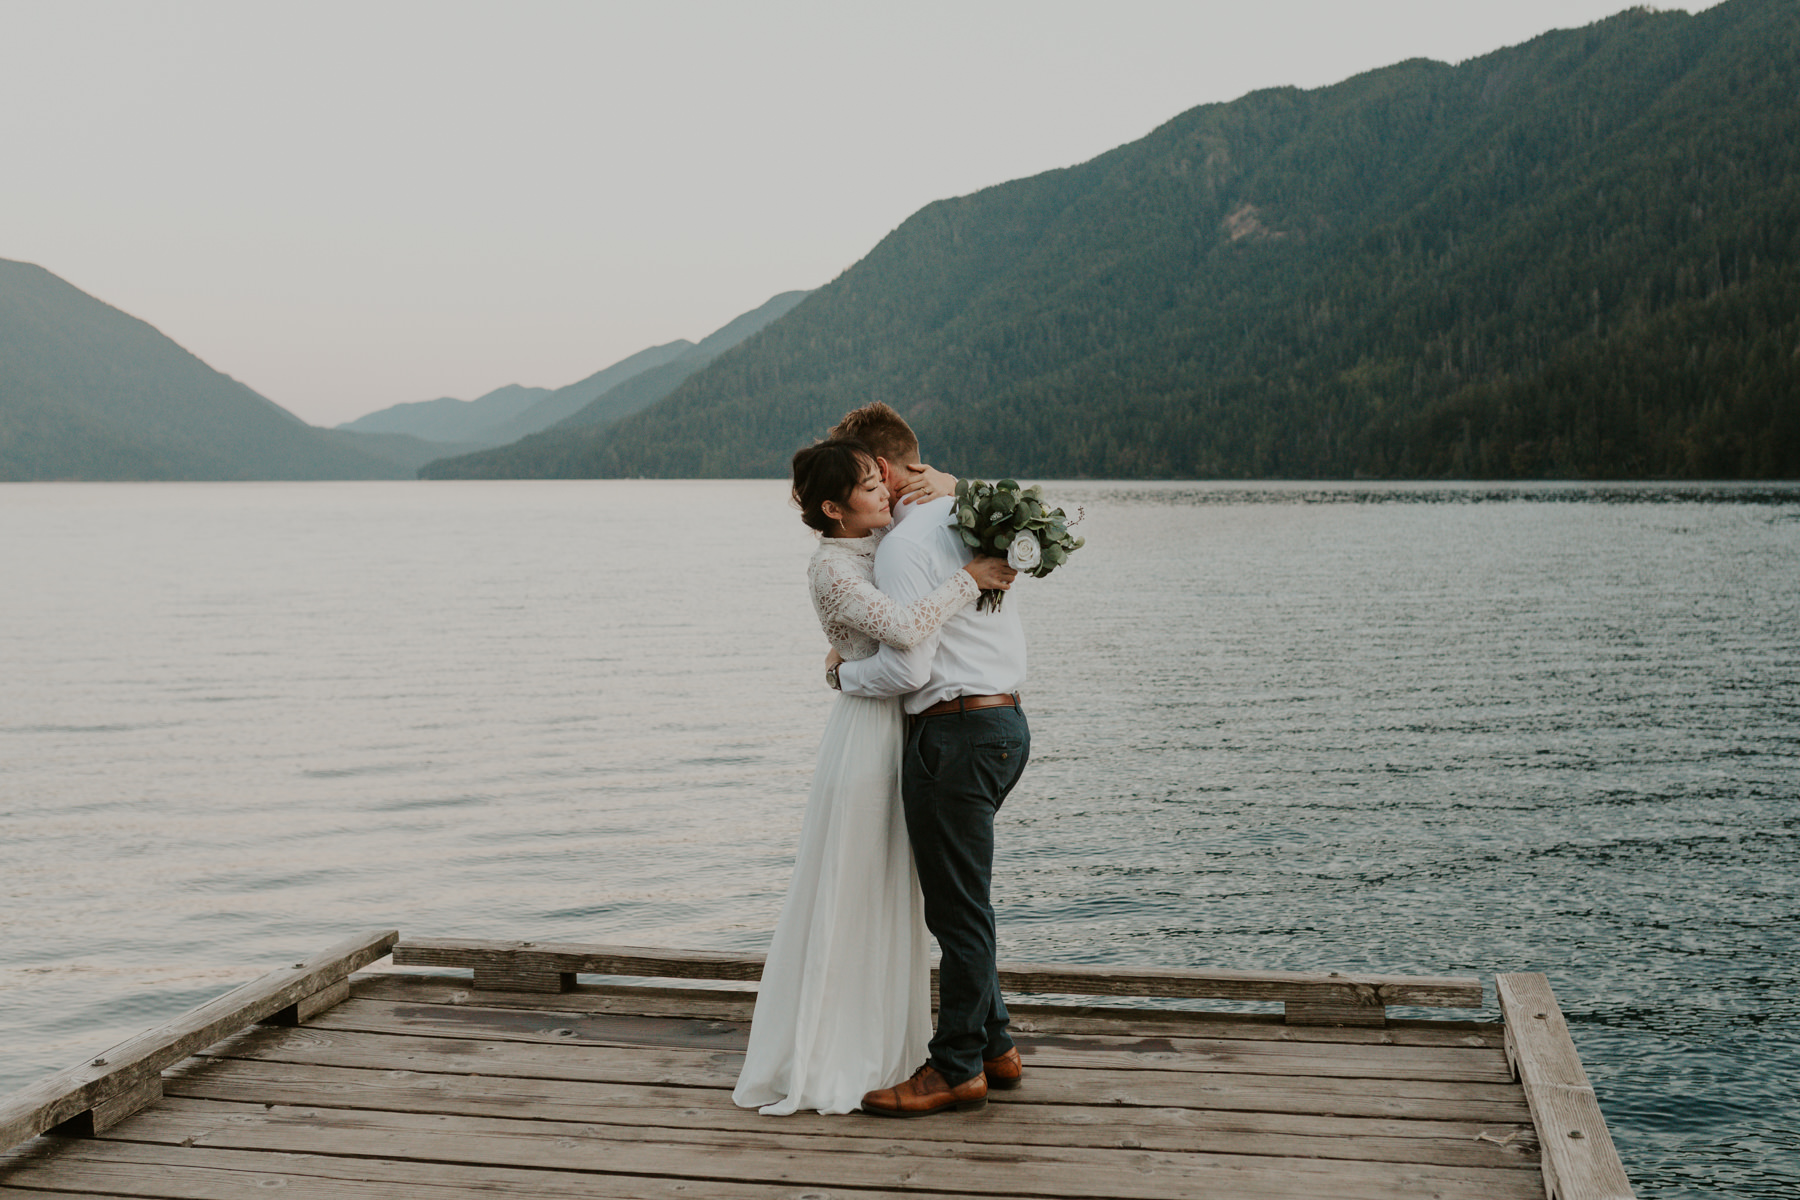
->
xmin=0 ymin=260 xmax=409 ymax=480
xmin=491 ymin=0 xmax=1798 ymax=480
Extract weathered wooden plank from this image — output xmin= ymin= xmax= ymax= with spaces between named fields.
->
xmin=197 ymin=1025 xmax=1534 ymax=1122
xmin=86 ymin=1098 xmax=1550 ymax=1200
xmin=996 ymin=1068 xmax=1532 ymax=1123
xmin=0 ymin=929 xmax=398 ymax=1152
xmin=1496 ymin=973 xmax=1635 ymax=1200
xmin=1019 ymin=1037 xmax=1515 ymax=1085
xmin=48 ymin=1077 xmax=161 ymax=1138
xmin=1012 ymin=1006 xmax=1504 ymax=1048
xmin=350 ymin=972 xmax=1505 ymax=1048
xmin=472 ymin=965 xmax=573 ymax=993
xmin=1 ymin=1137 xmax=990 ymax=1200
xmin=1523 ymin=1084 xmax=1638 ymax=1200
xmin=355 ymin=974 xmax=764 ymax=1027
xmin=242 ymin=1013 xmax=1519 ymax=1098
xmin=165 ymin=1053 xmax=1532 ymax=1147
xmin=1282 ymin=999 xmax=1386 ymax=1027
xmin=267 ymin=978 xmax=352 ymax=1027
xmin=354 ymin=972 xmax=764 ymax=1019
xmin=392 ymin=937 xmax=767 ymax=982
xmin=316 ymin=997 xmax=752 ymax=1052
xmin=161 ymin=1055 xmax=1542 ymax=1169
xmin=999 ymin=963 xmax=1480 ymax=1010
xmin=1497 ymin=973 xmax=1591 ymax=1087
xmin=389 ymin=938 xmax=1483 ymax=1010
xmin=309 ymin=996 xmax=1515 ymax=1082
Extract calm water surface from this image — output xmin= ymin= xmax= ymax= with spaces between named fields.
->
xmin=2 ymin=480 xmax=1797 ymax=1197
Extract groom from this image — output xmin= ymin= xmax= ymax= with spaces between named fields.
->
xmin=827 ymin=402 xmax=1030 ymax=1117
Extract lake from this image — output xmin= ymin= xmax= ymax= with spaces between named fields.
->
xmin=2 ymin=479 xmax=1797 ymax=1197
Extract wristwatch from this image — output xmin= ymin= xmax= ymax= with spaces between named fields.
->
xmin=826 ymin=662 xmax=841 ymax=691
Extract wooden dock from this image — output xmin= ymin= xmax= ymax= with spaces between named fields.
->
xmin=1 ymin=929 xmax=1636 ymax=1199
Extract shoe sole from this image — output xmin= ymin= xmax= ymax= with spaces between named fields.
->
xmin=985 ymin=1075 xmax=1021 ymax=1091
xmin=860 ymin=1097 xmax=988 ymax=1117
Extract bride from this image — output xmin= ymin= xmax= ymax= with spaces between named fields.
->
xmin=732 ymin=437 xmax=1014 ymax=1115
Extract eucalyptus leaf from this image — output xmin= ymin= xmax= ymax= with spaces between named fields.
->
xmin=947 ymin=478 xmax=1085 ymax=585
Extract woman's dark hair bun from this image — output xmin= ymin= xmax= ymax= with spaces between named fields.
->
xmin=791 ymin=437 xmax=875 ymax=534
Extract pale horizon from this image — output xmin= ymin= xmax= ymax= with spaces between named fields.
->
xmin=1 ymin=0 xmax=1725 ymax=428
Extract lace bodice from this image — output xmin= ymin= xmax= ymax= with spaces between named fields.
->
xmin=809 ymin=533 xmax=980 ymax=662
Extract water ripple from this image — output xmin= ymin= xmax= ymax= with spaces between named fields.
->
xmin=1 ymin=479 xmax=1796 ymax=1198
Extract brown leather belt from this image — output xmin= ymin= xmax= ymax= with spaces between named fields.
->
xmin=913 ymin=692 xmax=1022 ymax=720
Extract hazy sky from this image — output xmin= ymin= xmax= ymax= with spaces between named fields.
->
xmin=2 ymin=1 xmax=1723 ymax=427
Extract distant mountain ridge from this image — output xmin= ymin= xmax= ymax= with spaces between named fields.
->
xmin=338 ymin=383 xmax=553 ymax=443
xmin=0 ymin=260 xmax=408 ymax=481
xmin=348 ymin=291 xmax=811 ymax=478
xmin=420 ymin=290 xmax=810 ymax=478
xmin=476 ymin=339 xmax=698 ymax=446
xmin=557 ymin=291 xmax=816 ymax=434
xmin=475 ymin=0 xmax=1798 ymax=480
xmin=0 ymin=260 xmax=812 ymax=480
xmin=339 ymin=337 xmax=702 ymax=450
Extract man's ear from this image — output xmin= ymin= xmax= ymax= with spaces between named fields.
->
xmin=874 ymin=456 xmax=891 ymax=480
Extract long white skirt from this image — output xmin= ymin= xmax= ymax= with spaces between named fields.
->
xmin=732 ymin=692 xmax=932 ymax=1115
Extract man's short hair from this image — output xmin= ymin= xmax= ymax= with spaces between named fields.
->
xmin=831 ymin=402 xmax=919 ymax=465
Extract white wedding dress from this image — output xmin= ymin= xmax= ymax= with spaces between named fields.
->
xmin=732 ymin=531 xmax=980 ymax=1115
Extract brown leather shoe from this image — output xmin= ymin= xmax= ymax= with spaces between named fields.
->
xmin=861 ymin=1063 xmax=987 ymax=1117
xmin=983 ymin=1046 xmax=1022 ymax=1090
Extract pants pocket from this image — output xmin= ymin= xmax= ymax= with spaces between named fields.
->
xmin=969 ymin=731 xmax=1028 ymax=807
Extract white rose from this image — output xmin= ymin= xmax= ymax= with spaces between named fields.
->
xmin=1005 ymin=528 xmax=1042 ymax=572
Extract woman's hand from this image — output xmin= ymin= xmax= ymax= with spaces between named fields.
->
xmin=895 ymin=462 xmax=957 ymax=506
xmin=963 ymin=556 xmax=1017 ymax=591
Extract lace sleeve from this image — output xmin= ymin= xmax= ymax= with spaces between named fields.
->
xmin=814 ymin=555 xmax=980 ymax=650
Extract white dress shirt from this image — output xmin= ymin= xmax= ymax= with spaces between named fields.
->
xmin=836 ymin=495 xmax=1028 ymax=714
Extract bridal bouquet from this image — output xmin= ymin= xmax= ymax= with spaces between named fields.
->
xmin=952 ymin=478 xmax=1085 ymax=612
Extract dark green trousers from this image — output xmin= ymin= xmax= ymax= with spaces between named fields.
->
xmin=902 ymin=704 xmax=1030 ymax=1085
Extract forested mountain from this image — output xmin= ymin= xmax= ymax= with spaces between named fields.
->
xmin=421 ymin=290 xmax=810 ymax=478
xmin=482 ymin=0 xmax=1798 ymax=480
xmin=0 ymin=260 xmax=408 ymax=481
xmin=557 ymin=290 xmax=814 ymax=432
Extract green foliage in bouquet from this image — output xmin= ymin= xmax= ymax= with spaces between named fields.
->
xmin=952 ymin=478 xmax=1085 ymax=611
